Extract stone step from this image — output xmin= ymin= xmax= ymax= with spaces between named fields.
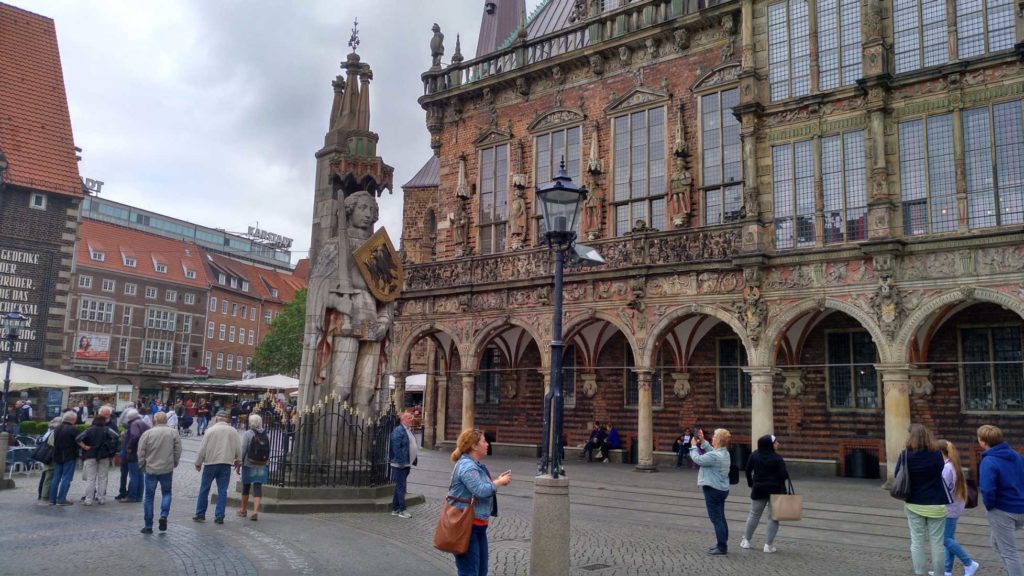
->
xmin=212 ymin=492 xmax=426 ymax=514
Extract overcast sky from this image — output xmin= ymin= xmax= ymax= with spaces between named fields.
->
xmin=18 ymin=0 xmax=544 ymax=265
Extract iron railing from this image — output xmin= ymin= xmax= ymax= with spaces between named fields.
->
xmin=258 ymin=398 xmax=397 ymax=488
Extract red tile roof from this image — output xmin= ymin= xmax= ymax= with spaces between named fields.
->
xmin=77 ymin=220 xmax=209 ymax=288
xmin=204 ymin=252 xmax=306 ymax=303
xmin=0 ymin=3 xmax=82 ymax=197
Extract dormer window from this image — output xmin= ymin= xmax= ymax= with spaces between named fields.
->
xmin=219 ymin=273 xmax=226 ymax=284
xmin=230 ymin=278 xmax=238 ymax=289
xmin=123 ymin=256 xmax=137 ymax=268
xmin=185 ymin=269 xmax=197 ymax=279
xmin=241 ymin=281 xmax=249 ymax=292
xmin=89 ymin=249 xmax=105 ymax=262
xmin=155 ymin=263 xmax=167 ymax=274
xmin=270 ymin=288 xmax=279 ymax=298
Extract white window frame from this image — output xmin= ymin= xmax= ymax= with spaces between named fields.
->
xmin=30 ymin=193 xmax=47 ymax=210
xmin=229 ymin=326 xmax=236 ymax=343
xmin=236 ymin=356 xmax=243 ymax=371
xmin=78 ymin=297 xmax=115 ymax=323
xmin=101 ymin=279 xmax=116 ymax=293
xmin=248 ymin=330 xmax=255 ymax=346
xmin=122 ymin=306 xmax=133 ymax=325
xmin=219 ymin=324 xmax=226 ymax=341
xmin=89 ymin=249 xmax=105 ymax=262
xmin=145 ymin=287 xmax=158 ymax=299
xmin=124 ymin=283 xmax=137 ymax=296
xmin=119 ymin=339 xmax=129 ymax=363
xmin=478 ymin=143 xmax=510 ymax=254
xmin=208 ymin=321 xmax=215 ymax=338
xmin=205 ymin=351 xmax=213 ymax=370
xmin=78 ymin=275 xmax=93 ymax=289
xmin=145 ymin=308 xmax=177 ymax=331
xmin=209 ymin=296 xmax=217 ymax=312
xmin=123 ymin=255 xmax=137 ymax=268
xmin=143 ymin=339 xmax=174 ymax=365
xmin=216 ymin=352 xmax=224 ymax=370
xmin=165 ymin=290 xmax=178 ymax=303
xmin=184 ymin=293 xmax=196 ymax=305
xmin=182 ymin=315 xmax=192 ymax=334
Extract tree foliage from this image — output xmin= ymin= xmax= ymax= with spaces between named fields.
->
xmin=250 ymin=288 xmax=306 ymax=376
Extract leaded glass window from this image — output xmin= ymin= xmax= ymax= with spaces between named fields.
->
xmin=894 ymin=0 xmax=950 ymax=73
xmin=702 ymin=89 xmax=743 ymax=225
xmin=963 ymin=101 xmax=1024 ymax=229
xmin=613 ymin=108 xmax=666 ymax=235
xmin=827 ymin=331 xmax=878 ymax=409
xmin=899 ymin=114 xmax=957 ymax=235
xmin=768 ymin=0 xmax=810 ymax=101
xmin=624 ymin=346 xmax=663 ymax=408
xmin=536 ymin=126 xmax=582 ymax=237
xmin=719 ymin=338 xmax=751 ymax=409
xmin=822 ymin=131 xmax=868 ymax=243
xmin=479 ymin=144 xmax=509 ymax=254
xmin=773 ymin=140 xmax=815 ymax=249
xmin=817 ymin=0 xmax=862 ymax=90
xmin=957 ymin=0 xmax=1016 ymax=59
xmin=962 ymin=326 xmax=1024 ymax=411
xmin=475 ymin=347 xmax=502 ymax=405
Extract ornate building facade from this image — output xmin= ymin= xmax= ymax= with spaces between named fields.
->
xmin=395 ymin=0 xmax=1024 ymax=476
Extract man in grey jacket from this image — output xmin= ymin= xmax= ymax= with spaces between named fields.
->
xmin=193 ymin=410 xmax=242 ymax=524
xmin=137 ymin=411 xmax=181 ymax=534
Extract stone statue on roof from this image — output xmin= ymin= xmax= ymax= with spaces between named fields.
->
xmin=430 ymin=23 xmax=445 ymax=69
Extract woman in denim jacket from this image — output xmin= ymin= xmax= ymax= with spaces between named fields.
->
xmin=447 ymin=429 xmax=512 ymax=576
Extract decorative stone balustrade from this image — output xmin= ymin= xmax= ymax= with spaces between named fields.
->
xmin=404 ymin=222 xmax=741 ymax=291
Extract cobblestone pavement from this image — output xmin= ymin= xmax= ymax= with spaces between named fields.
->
xmin=1 ymin=437 xmax=1017 ymax=575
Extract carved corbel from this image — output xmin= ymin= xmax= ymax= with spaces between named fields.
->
xmin=909 ymin=369 xmax=933 ymax=397
xmin=579 ymin=372 xmax=598 ymax=398
xmin=781 ymin=370 xmax=805 ymax=398
xmin=671 ymin=372 xmax=692 ymax=398
xmin=618 ymin=45 xmax=632 ymax=67
xmin=589 ymin=53 xmax=605 ymax=76
xmin=516 ymin=77 xmax=530 ymax=98
xmin=673 ymin=28 xmax=690 ymax=52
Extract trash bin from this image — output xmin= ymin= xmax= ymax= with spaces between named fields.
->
xmin=845 ymin=448 xmax=880 ymax=479
xmin=628 ymin=437 xmax=638 ymax=465
xmin=729 ymin=444 xmax=751 ymax=471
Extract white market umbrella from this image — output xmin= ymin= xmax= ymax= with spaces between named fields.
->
xmin=222 ymin=374 xmax=298 ymax=391
xmin=5 ymin=362 xmax=104 ymax=391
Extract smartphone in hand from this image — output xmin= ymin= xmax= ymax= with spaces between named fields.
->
xmin=503 ymin=469 xmax=512 ymax=476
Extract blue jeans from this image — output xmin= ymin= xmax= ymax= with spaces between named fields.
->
xmin=195 ymin=464 xmax=231 ymax=519
xmin=144 ymin=472 xmax=173 ymax=528
xmin=10 ymin=423 xmax=19 ymax=437
xmin=197 ymin=416 xmax=208 ymax=435
xmin=49 ymin=460 xmax=76 ymax=503
xmin=127 ymin=461 xmax=143 ymax=501
xmin=944 ymin=517 xmax=972 ymax=572
xmin=703 ymin=486 xmax=729 ymax=552
xmin=455 ymin=524 xmax=488 ymax=576
xmin=391 ymin=466 xmax=409 ymax=511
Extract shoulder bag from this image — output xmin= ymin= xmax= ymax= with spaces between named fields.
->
xmin=890 ymin=450 xmax=911 ymax=501
xmin=770 ymin=478 xmax=803 ymax=521
xmin=965 ymin=478 xmax=979 ymax=509
xmin=433 ymin=466 xmax=476 ymax=555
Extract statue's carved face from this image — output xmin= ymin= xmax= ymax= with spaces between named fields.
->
xmin=347 ymin=194 xmax=379 ymax=230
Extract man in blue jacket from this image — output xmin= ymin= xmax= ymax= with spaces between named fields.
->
xmin=978 ymin=424 xmax=1024 ymax=576
xmin=389 ymin=411 xmax=418 ymax=518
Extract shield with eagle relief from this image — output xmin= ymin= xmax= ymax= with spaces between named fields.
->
xmin=353 ymin=227 xmax=403 ymax=302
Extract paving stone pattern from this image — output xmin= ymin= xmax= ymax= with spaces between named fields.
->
xmin=0 ymin=437 xmax=1017 ymax=575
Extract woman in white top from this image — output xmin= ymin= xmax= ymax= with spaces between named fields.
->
xmin=936 ymin=440 xmax=980 ymax=576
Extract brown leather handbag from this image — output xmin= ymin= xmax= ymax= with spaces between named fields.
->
xmin=433 ymin=493 xmax=475 ymax=554
xmin=433 ymin=467 xmax=476 ymax=554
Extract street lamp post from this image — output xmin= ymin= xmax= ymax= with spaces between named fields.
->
xmin=529 ymin=160 xmax=586 ymax=576
xmin=0 ymin=311 xmax=28 ymax=487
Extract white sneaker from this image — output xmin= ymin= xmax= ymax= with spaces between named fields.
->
xmin=395 ymin=510 xmax=412 ymax=519
xmin=763 ymin=544 xmax=777 ymax=553
xmin=739 ymin=537 xmax=750 ymax=549
xmin=926 ymin=572 xmax=951 ymax=576
xmin=964 ymin=561 xmax=980 ymax=576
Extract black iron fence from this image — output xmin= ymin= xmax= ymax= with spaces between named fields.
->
xmin=258 ymin=398 xmax=397 ymax=488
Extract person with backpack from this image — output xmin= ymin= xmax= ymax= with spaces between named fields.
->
xmin=76 ymin=413 xmax=120 ymax=505
xmin=35 ymin=417 xmax=60 ymax=502
xmin=9 ymin=400 xmax=22 ymax=437
xmin=690 ymin=428 xmax=733 ymax=555
xmin=740 ymin=435 xmax=790 ymax=553
xmin=122 ymin=408 xmax=150 ymax=503
xmin=137 ymin=411 xmax=181 ymax=534
xmin=237 ymin=413 xmax=270 ymax=521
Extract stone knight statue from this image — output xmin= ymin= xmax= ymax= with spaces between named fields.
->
xmin=430 ymin=23 xmax=445 ymax=69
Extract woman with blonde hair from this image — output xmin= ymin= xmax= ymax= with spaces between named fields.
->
xmin=896 ymin=423 xmax=948 ymax=576
xmin=690 ymin=428 xmax=732 ymax=555
xmin=447 ymin=428 xmax=512 ymax=575
xmin=936 ymin=440 xmax=980 ymax=576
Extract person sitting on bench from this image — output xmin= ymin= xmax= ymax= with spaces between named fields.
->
xmin=582 ymin=421 xmax=605 ymax=462
xmin=600 ymin=423 xmax=622 ymax=462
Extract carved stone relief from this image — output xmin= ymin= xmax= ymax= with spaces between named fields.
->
xmin=671 ymin=372 xmax=692 ymax=398
xmin=733 ymin=286 xmax=768 ymax=344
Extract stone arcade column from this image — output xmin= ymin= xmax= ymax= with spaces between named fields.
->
xmin=461 ymin=373 xmax=476 ymax=432
xmin=423 ymin=372 xmax=437 ymax=448
xmin=879 ymin=365 xmax=912 ymax=481
xmin=635 ymin=369 xmax=656 ymax=471
xmin=746 ymin=368 xmax=777 ymax=446
xmin=434 ymin=375 xmax=448 ymax=444
xmin=392 ymin=373 xmax=406 ymax=413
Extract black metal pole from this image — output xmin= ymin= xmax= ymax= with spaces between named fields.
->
xmin=549 ymin=246 xmax=565 ymax=479
xmin=1 ymin=334 xmax=13 ymax=433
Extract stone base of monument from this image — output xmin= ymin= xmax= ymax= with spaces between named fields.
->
xmin=211 ymin=482 xmax=425 ymax=514
xmin=0 ymin=478 xmax=14 ymax=490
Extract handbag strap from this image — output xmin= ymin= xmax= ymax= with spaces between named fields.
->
xmin=447 ymin=460 xmax=477 ymax=506
xmin=786 ymin=478 xmax=796 ymax=495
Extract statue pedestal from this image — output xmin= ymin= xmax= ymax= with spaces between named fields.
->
xmin=214 ymin=483 xmax=424 ymax=514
